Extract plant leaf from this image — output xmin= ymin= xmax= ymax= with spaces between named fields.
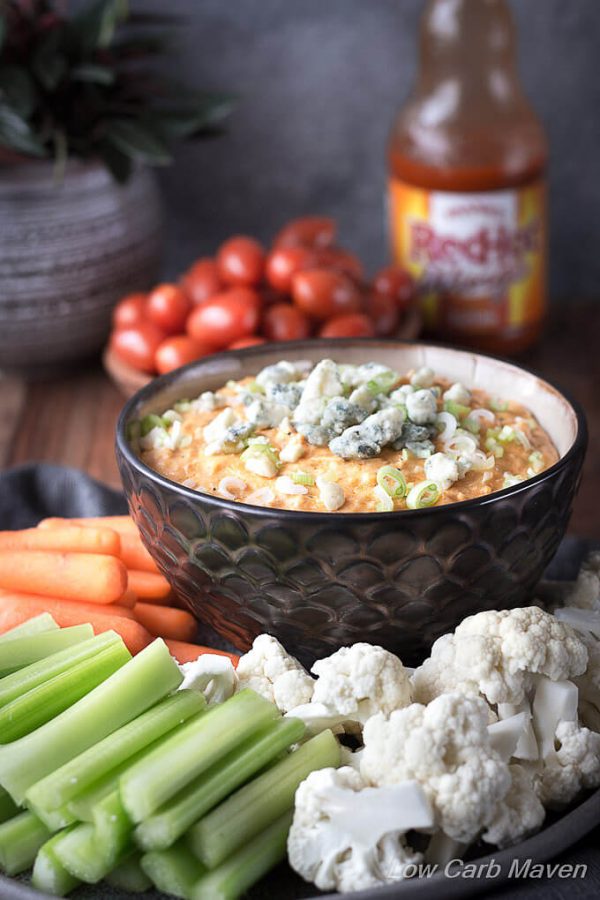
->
xmin=70 ymin=64 xmax=115 ymax=86
xmin=103 ymin=118 xmax=171 ymax=165
xmin=0 ymin=103 xmax=46 ymax=157
xmin=0 ymin=66 xmax=38 ymax=118
xmin=31 ymin=30 xmax=67 ymax=91
xmin=70 ymin=0 xmax=129 ymax=52
xmin=0 ymin=17 xmax=6 ymax=55
xmin=98 ymin=139 xmax=132 ymax=183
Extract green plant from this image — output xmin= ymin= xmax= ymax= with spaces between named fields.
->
xmin=0 ymin=0 xmax=234 ymax=181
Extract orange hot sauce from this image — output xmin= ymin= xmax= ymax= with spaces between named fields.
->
xmin=388 ymin=0 xmax=548 ymax=355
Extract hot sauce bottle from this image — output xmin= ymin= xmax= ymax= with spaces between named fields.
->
xmin=388 ymin=0 xmax=548 ymax=354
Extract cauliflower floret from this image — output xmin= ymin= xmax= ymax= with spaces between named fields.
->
xmin=424 ymin=452 xmax=459 ymax=490
xmin=178 ymin=654 xmax=238 ymax=706
xmin=405 ymin=389 xmax=437 ymax=425
xmin=412 ymin=607 xmax=588 ymax=707
xmin=482 ymin=764 xmax=545 ymax=848
xmin=443 ymin=382 xmax=471 ymax=406
xmin=310 ymin=643 xmax=412 ymax=726
xmin=288 ymin=766 xmax=433 ymax=893
xmin=236 ymin=634 xmax=314 ymax=713
xmin=535 ymin=720 xmax=600 ymax=807
xmin=360 ymin=693 xmax=511 ymax=844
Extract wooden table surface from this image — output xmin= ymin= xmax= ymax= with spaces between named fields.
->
xmin=1 ymin=301 xmax=599 ymax=538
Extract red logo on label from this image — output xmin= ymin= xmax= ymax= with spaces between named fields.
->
xmin=409 ymin=219 xmax=541 ymax=269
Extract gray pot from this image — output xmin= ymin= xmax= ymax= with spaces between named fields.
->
xmin=0 ymin=159 xmax=162 ymax=378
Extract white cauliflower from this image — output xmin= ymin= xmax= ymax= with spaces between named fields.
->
xmin=482 ymin=764 xmax=545 ymax=848
xmin=412 ymin=607 xmax=588 ymax=707
xmin=288 ymin=766 xmax=433 ymax=893
xmin=535 ymin=720 xmax=600 ymax=807
xmin=178 ymin=654 xmax=237 ymax=706
xmin=554 ymin=606 xmax=600 ymax=731
xmin=236 ymin=634 xmax=314 ymax=714
xmin=360 ymin=693 xmax=511 ymax=844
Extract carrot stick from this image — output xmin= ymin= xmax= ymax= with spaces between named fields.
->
xmin=0 ymin=526 xmax=121 ymax=557
xmin=37 ymin=517 xmax=159 ymax=574
xmin=0 ymin=592 xmax=136 ymax=620
xmin=165 ymin=638 xmax=239 ymax=667
xmin=127 ymin=570 xmax=171 ymax=602
xmin=134 ymin=603 xmax=197 ymax=642
xmin=116 ymin=588 xmax=137 ymax=609
xmin=0 ymin=551 xmax=127 ymax=605
xmin=0 ymin=595 xmax=151 ymax=655
xmin=119 ymin=532 xmax=159 ymax=574
xmin=38 ymin=516 xmax=138 ymax=535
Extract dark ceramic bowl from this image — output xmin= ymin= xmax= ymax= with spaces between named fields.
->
xmin=116 ymin=340 xmax=587 ymax=666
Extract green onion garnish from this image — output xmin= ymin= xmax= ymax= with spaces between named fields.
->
xmin=406 ymin=481 xmax=441 ymax=510
xmin=241 ymin=444 xmax=280 ymax=467
xmin=374 ymin=486 xmax=394 ymax=512
xmin=377 ymin=466 xmax=408 ymax=498
xmin=140 ymin=414 xmax=167 ymax=437
xmin=174 ymin=400 xmax=191 ymax=413
xmin=366 ymin=371 xmax=397 ymax=395
xmin=444 ymin=400 xmax=470 ymax=420
xmin=291 ymin=472 xmax=315 ymax=487
xmin=490 ymin=398 xmax=509 ymax=412
xmin=503 ymin=473 xmax=524 ymax=489
xmin=527 ymin=451 xmax=544 ymax=475
xmin=246 ymin=381 xmax=265 ymax=394
xmin=462 ymin=417 xmax=480 ymax=435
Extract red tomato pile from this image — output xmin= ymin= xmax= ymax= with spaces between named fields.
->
xmin=109 ymin=217 xmax=416 ymax=375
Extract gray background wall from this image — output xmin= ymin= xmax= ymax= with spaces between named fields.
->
xmin=142 ymin=0 xmax=600 ymax=300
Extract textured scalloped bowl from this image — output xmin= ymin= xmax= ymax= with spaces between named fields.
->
xmin=116 ymin=340 xmax=587 ymax=665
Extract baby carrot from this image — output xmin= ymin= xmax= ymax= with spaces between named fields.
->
xmin=0 ymin=526 xmax=120 ymax=557
xmin=0 ymin=596 xmax=152 ymax=655
xmin=119 ymin=533 xmax=159 ymax=574
xmin=0 ymin=593 xmax=136 ymax=621
xmin=164 ymin=639 xmax=239 ymax=667
xmin=38 ymin=516 xmax=137 ymax=535
xmin=127 ymin=570 xmax=171 ymax=602
xmin=37 ymin=517 xmax=158 ymax=574
xmin=116 ymin=589 xmax=137 ymax=609
xmin=134 ymin=604 xmax=197 ymax=642
xmin=0 ymin=552 xmax=127 ymax=606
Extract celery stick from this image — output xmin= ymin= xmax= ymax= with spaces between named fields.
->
xmin=106 ymin=852 xmax=152 ymax=893
xmin=32 ymin=829 xmax=81 ymax=897
xmin=0 ymin=624 xmax=94 ymax=677
xmin=188 ymin=729 xmax=340 ymax=868
xmin=191 ymin=811 xmax=293 ymax=900
xmin=0 ymin=639 xmax=130 ymax=742
xmin=0 ymin=811 xmax=51 ymax=875
xmin=54 ymin=792 xmax=132 ymax=883
xmin=0 ymin=613 xmax=57 ymax=644
xmin=36 ymin=805 xmax=75 ymax=833
xmin=66 ymin=758 xmax=140 ymax=824
xmin=142 ymin=842 xmax=207 ymax=899
xmin=0 ymin=638 xmax=182 ymax=803
xmin=0 ymin=787 xmax=18 ymax=825
xmin=0 ymin=631 xmax=123 ymax=708
xmin=135 ymin=716 xmax=305 ymax=851
xmin=27 ymin=689 xmax=204 ymax=819
xmin=121 ymin=689 xmax=280 ymax=824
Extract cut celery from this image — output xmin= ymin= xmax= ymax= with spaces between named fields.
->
xmin=135 ymin=716 xmax=305 ymax=851
xmin=142 ymin=842 xmax=207 ymax=899
xmin=0 ymin=810 xmax=51 ymax=875
xmin=27 ymin=689 xmax=204 ymax=818
xmin=0 ymin=787 xmax=18 ymax=824
xmin=0 ymin=638 xmax=182 ymax=804
xmin=54 ymin=791 xmax=132 ymax=883
xmin=0 ymin=613 xmax=57 ymax=644
xmin=0 ymin=624 xmax=94 ymax=677
xmin=0 ymin=639 xmax=130 ymax=742
xmin=106 ymin=852 xmax=152 ymax=893
xmin=0 ymin=631 xmax=123 ymax=708
xmin=188 ymin=729 xmax=340 ymax=868
xmin=32 ymin=829 xmax=81 ymax=897
xmin=121 ymin=689 xmax=280 ymax=824
xmin=191 ymin=811 xmax=293 ymax=900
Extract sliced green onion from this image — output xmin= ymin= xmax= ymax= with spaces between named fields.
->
xmin=0 ymin=613 xmax=57 ymax=645
xmin=245 ymin=380 xmax=264 ymax=394
xmin=141 ymin=842 xmax=207 ymax=898
xmin=406 ymin=480 xmax=441 ymax=510
xmin=484 ymin=434 xmax=505 ymax=458
xmin=106 ymin=853 xmax=152 ymax=893
xmin=366 ymin=370 xmax=397 ymax=395
xmin=377 ymin=465 xmax=407 ymax=498
xmin=190 ymin=811 xmax=293 ymax=900
xmin=0 ymin=624 xmax=94 ymax=678
xmin=503 ymin=473 xmax=525 ymax=489
xmin=0 ymin=639 xmax=182 ymax=805
xmin=135 ymin=717 xmax=305 ymax=852
xmin=462 ymin=417 xmax=480 ymax=435
xmin=291 ymin=471 xmax=315 ymax=487
xmin=374 ymin=485 xmax=394 ymax=513
xmin=187 ymin=729 xmax=340 ymax=869
xmin=400 ymin=448 xmax=410 ymax=461
xmin=0 ymin=811 xmax=51 ymax=876
xmin=162 ymin=409 xmax=182 ymax=425
xmin=120 ymin=690 xmax=280 ymax=824
xmin=174 ymin=400 xmax=192 ymax=413
xmin=490 ymin=397 xmax=509 ymax=412
xmin=32 ymin=829 xmax=82 ymax=897
xmin=444 ymin=400 xmax=470 ymax=419
xmin=140 ymin=414 xmax=167 ymax=437
xmin=528 ymin=450 xmax=544 ymax=474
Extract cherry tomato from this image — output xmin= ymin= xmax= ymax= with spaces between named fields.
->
xmin=372 ymin=266 xmax=415 ymax=311
xmin=273 ymin=216 xmax=336 ymax=249
xmin=228 ymin=336 xmax=266 ymax=350
xmin=319 ymin=313 xmax=375 ymax=338
xmin=291 ymin=269 xmax=362 ymax=320
xmin=265 ymin=246 xmax=319 ymax=293
xmin=365 ymin=291 xmax=400 ymax=336
xmin=262 ymin=303 xmax=311 ymax=342
xmin=181 ymin=258 xmax=223 ymax=305
xmin=112 ymin=293 xmax=147 ymax=329
xmin=317 ymin=246 xmax=364 ymax=282
xmin=155 ymin=335 xmax=211 ymax=375
xmin=146 ymin=284 xmax=191 ymax=335
xmin=217 ymin=236 xmax=265 ymax=287
xmin=110 ymin=322 xmax=165 ymax=373
xmin=186 ymin=288 xmax=260 ymax=349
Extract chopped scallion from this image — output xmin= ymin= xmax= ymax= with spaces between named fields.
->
xmin=140 ymin=414 xmax=167 ymax=437
xmin=406 ymin=480 xmax=441 ymax=510
xmin=366 ymin=371 xmax=397 ymax=395
xmin=376 ymin=465 xmax=407 ymax=498
xmin=291 ymin=471 xmax=315 ymax=487
xmin=444 ymin=400 xmax=470 ymax=419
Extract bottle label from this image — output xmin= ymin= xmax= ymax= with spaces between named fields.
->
xmin=388 ymin=178 xmax=546 ymax=337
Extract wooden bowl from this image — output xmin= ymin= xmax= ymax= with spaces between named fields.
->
xmin=104 ymin=306 xmax=423 ymax=399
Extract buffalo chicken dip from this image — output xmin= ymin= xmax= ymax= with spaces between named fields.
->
xmin=132 ymin=359 xmax=558 ymax=513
